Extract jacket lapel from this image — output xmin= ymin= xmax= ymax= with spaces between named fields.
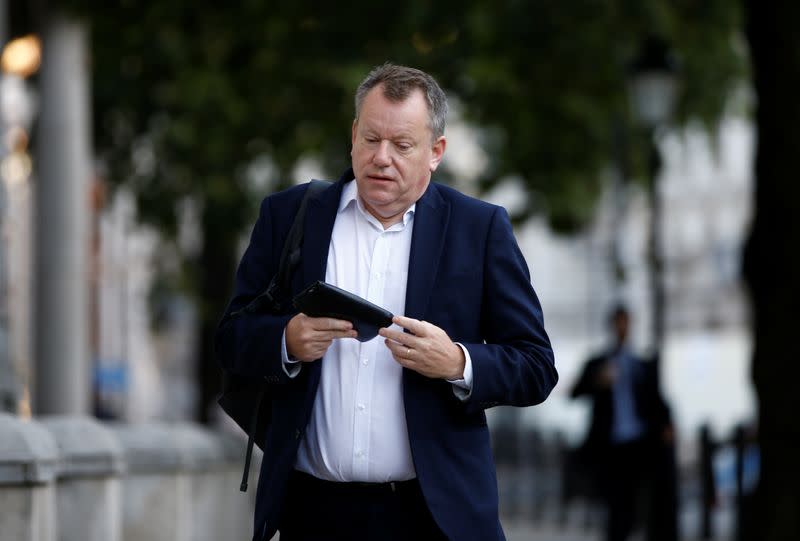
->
xmin=298 ymin=172 xmax=349 ymax=393
xmin=404 ymin=183 xmax=449 ymax=321
xmin=301 ymin=173 xmax=348 ymax=288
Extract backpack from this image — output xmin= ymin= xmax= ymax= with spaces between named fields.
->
xmin=217 ymin=179 xmax=331 ymax=491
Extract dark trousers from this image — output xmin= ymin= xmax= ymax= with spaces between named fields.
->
xmin=278 ymin=470 xmax=448 ymax=541
xmin=605 ymin=439 xmax=652 ymax=541
xmin=603 ymin=438 xmax=678 ymax=541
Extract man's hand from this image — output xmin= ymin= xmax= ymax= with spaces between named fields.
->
xmin=285 ymin=314 xmax=357 ymax=362
xmin=379 ymin=315 xmax=465 ymax=380
xmin=596 ymin=361 xmax=616 ymax=388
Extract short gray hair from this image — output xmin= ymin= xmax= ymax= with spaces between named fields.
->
xmin=354 ymin=63 xmax=448 ymax=140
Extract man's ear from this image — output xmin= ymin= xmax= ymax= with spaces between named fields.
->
xmin=351 ymin=119 xmax=358 ymax=153
xmin=429 ymin=136 xmax=446 ymax=171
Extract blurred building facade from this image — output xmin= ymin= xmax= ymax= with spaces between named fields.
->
xmin=1 ymin=175 xmax=194 ymax=421
xmin=0 ymin=24 xmax=39 ymax=414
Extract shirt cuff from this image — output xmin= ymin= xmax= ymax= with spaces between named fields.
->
xmin=447 ymin=343 xmax=473 ymax=401
xmin=281 ymin=330 xmax=302 ymax=379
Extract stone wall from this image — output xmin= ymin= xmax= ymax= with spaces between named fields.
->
xmin=0 ymin=413 xmax=259 ymax=541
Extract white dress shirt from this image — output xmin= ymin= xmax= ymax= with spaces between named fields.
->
xmin=610 ymin=347 xmax=646 ymax=443
xmin=283 ymin=180 xmax=472 ymax=482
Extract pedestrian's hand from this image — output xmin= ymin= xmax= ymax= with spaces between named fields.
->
xmin=597 ymin=362 xmax=616 ymax=388
xmin=285 ymin=314 xmax=357 ymax=362
xmin=379 ymin=316 xmax=465 ymax=380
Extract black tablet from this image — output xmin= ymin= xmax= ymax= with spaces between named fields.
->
xmin=292 ymin=281 xmax=394 ymax=342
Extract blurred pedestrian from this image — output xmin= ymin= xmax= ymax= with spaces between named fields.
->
xmin=216 ymin=63 xmax=558 ymax=541
xmin=570 ymin=305 xmax=677 ymax=541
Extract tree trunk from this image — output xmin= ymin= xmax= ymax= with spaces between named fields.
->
xmin=196 ymin=216 xmax=238 ymax=424
xmin=743 ymin=2 xmax=800 ymax=539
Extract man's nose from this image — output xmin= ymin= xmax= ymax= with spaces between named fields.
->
xmin=373 ymin=140 xmax=392 ymax=166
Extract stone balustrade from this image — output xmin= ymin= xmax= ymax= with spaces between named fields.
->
xmin=0 ymin=413 xmax=259 ymax=541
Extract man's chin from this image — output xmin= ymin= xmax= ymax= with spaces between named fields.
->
xmin=360 ymin=185 xmax=395 ymax=203
xmin=360 ymin=195 xmax=401 ymax=219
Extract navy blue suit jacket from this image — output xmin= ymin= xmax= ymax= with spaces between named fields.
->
xmin=215 ymin=170 xmax=557 ymax=541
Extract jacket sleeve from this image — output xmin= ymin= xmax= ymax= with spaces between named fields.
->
xmin=462 ymin=206 xmax=558 ymax=411
xmin=642 ymin=359 xmax=673 ymax=430
xmin=570 ymin=357 xmax=604 ymax=399
xmin=214 ymin=195 xmax=296 ymax=384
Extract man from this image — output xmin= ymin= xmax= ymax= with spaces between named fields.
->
xmin=216 ymin=63 xmax=557 ymax=541
xmin=570 ymin=306 xmax=676 ymax=541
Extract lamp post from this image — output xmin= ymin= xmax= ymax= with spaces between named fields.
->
xmin=34 ymin=13 xmax=92 ymax=416
xmin=627 ymin=36 xmax=678 ymax=360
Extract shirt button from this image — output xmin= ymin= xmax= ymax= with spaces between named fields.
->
xmin=356 ymin=451 xmax=364 ymax=458
xmin=361 ymin=358 xmax=369 ymax=366
xmin=357 ymin=403 xmax=366 ymax=411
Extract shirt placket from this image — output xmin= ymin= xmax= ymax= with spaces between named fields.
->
xmin=351 ymin=229 xmax=390 ymax=478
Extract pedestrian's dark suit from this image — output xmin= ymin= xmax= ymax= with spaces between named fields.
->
xmin=215 ymin=169 xmax=558 ymax=541
xmin=571 ymin=350 xmax=676 ymax=541
xmin=571 ymin=351 xmax=670 ymax=457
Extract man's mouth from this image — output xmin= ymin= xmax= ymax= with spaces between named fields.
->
xmin=368 ymin=174 xmax=394 ymax=182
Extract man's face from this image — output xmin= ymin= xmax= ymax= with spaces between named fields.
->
xmin=613 ymin=312 xmax=630 ymax=344
xmin=351 ymin=85 xmax=446 ymax=225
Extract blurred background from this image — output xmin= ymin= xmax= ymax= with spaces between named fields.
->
xmin=1 ymin=1 xmax=798 ymax=540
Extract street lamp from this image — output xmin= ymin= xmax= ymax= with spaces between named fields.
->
xmin=628 ymin=37 xmax=678 ymax=130
xmin=627 ymin=36 xmax=678 ymax=358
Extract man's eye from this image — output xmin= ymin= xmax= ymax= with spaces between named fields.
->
xmin=396 ymin=143 xmax=412 ymax=151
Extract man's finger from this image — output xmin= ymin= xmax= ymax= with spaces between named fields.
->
xmin=379 ymin=326 xmax=406 ymax=343
xmin=305 ymin=315 xmax=353 ymax=332
xmin=392 ymin=315 xmax=426 ymax=335
xmin=385 ymin=339 xmax=411 ymax=361
xmin=379 ymin=326 xmax=420 ymax=349
xmin=323 ymin=329 xmax=358 ymax=340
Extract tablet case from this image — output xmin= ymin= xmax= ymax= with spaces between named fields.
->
xmin=292 ymin=281 xmax=394 ymax=342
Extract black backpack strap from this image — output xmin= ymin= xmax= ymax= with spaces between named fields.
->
xmin=271 ymin=179 xmax=331 ymax=309
xmin=232 ymin=179 xmax=332 ymax=318
xmin=240 ymin=387 xmax=265 ymax=491
xmin=237 ymin=178 xmax=331 ymax=492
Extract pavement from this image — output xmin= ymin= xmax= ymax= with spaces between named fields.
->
xmin=503 ymin=519 xmax=599 ymax=541
xmin=502 ymin=516 xmax=734 ymax=541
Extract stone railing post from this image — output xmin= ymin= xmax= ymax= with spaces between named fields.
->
xmin=0 ymin=413 xmax=59 ymax=541
xmin=39 ymin=416 xmax=123 ymax=541
xmin=110 ymin=422 xmax=257 ymax=541
xmin=110 ymin=423 xmax=190 ymax=541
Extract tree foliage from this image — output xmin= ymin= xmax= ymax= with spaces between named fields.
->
xmin=73 ymin=0 xmax=745 ymax=234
